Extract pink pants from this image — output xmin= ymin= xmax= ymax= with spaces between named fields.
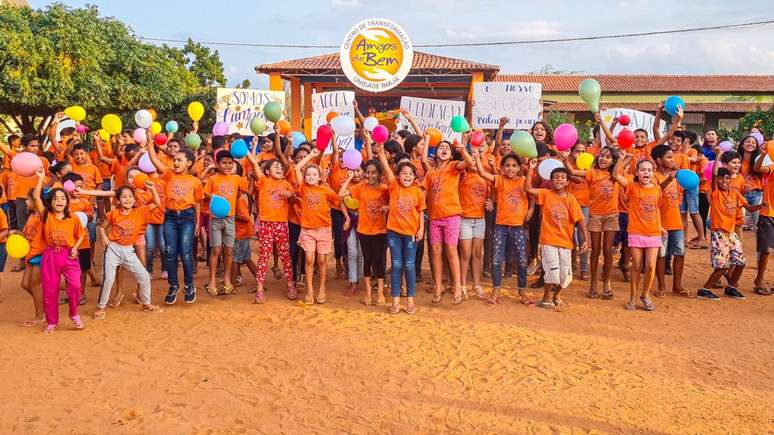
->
xmin=255 ymin=221 xmax=294 ymax=288
xmin=41 ymin=247 xmax=82 ymax=327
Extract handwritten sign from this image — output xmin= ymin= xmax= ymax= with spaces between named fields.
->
xmin=599 ymin=108 xmax=666 ymax=147
xmin=472 ymin=82 xmax=542 ymax=129
xmin=214 ymin=88 xmax=286 ymax=136
xmin=399 ymin=96 xmax=465 ymax=143
xmin=312 ymin=90 xmax=355 ymax=151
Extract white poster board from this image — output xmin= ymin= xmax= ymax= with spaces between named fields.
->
xmin=599 ymin=108 xmax=666 ymax=147
xmin=472 ymin=82 xmax=542 ymax=129
xmin=214 ymin=88 xmax=286 ymax=136
xmin=399 ymin=96 xmax=465 ymax=143
xmin=312 ymin=90 xmax=355 ymax=151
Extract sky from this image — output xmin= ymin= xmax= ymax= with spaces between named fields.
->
xmin=29 ymin=0 xmax=774 ymax=87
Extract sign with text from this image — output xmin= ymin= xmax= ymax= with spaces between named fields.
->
xmin=399 ymin=96 xmax=465 ymax=143
xmin=214 ymin=88 xmax=286 ymax=136
xmin=312 ymin=90 xmax=356 ymax=151
xmin=599 ymin=108 xmax=666 ymax=147
xmin=340 ymin=18 xmax=413 ymax=92
xmin=472 ymin=82 xmax=542 ymax=129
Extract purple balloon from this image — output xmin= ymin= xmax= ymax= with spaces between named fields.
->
xmin=213 ymin=121 xmax=228 ymax=137
xmin=342 ymin=149 xmax=363 ymax=170
xmin=138 ymin=153 xmax=155 ymax=173
xmin=719 ymin=140 xmax=734 ymax=152
xmin=750 ymin=132 xmax=764 ymax=146
xmin=133 ymin=128 xmax=147 ymax=144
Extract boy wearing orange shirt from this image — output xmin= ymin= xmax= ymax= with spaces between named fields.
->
xmin=0 ymin=134 xmax=47 ymax=231
xmin=752 ymin=145 xmax=774 ymax=295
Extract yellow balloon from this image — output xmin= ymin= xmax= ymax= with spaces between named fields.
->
xmin=150 ymin=121 xmax=162 ymax=135
xmin=576 ymin=152 xmax=595 ymax=170
xmin=98 ymin=129 xmax=111 ymax=141
xmin=343 ymin=196 xmax=359 ymax=210
xmin=64 ymin=105 xmax=86 ymax=122
xmin=6 ymin=234 xmax=30 ymax=259
xmin=187 ymin=101 xmax=204 ymax=121
xmin=101 ymin=114 xmax=122 ymax=135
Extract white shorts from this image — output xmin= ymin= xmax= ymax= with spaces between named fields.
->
xmin=541 ymin=245 xmax=573 ymax=288
xmin=459 ymin=217 xmax=486 ymax=240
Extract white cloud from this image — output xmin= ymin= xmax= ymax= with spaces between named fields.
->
xmin=443 ymin=20 xmax=561 ymax=42
xmin=331 ymin=0 xmax=361 ymax=7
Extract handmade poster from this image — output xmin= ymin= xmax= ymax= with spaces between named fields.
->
xmin=312 ymin=90 xmax=356 ymax=151
xmin=472 ymin=82 xmax=542 ymax=129
xmin=214 ymin=88 xmax=286 ymax=136
xmin=399 ymin=96 xmax=465 ymax=143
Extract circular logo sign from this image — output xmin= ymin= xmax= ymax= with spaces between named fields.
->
xmin=340 ymin=19 xmax=413 ymax=92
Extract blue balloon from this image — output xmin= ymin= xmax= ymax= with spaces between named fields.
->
xmin=209 ymin=195 xmax=231 ymax=218
xmin=165 ymin=120 xmax=179 ymax=133
xmin=428 ymin=147 xmax=437 ymax=158
xmin=354 ymin=137 xmax=363 ymax=151
xmin=290 ymin=131 xmax=307 ymax=149
xmin=676 ymin=169 xmax=699 ymax=191
xmin=230 ymin=139 xmax=248 ymax=159
xmin=664 ymin=95 xmax=685 ymax=116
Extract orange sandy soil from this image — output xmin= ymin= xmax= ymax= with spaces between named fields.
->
xmin=0 ymin=232 xmax=772 ymax=434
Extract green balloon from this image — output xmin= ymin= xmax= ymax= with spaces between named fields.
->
xmin=249 ymin=117 xmax=266 ymax=135
xmin=263 ymin=102 xmax=282 ymax=123
xmin=185 ymin=133 xmax=202 ymax=150
xmin=578 ymin=79 xmax=601 ymax=113
xmin=450 ymin=115 xmax=470 ymax=133
xmin=510 ymin=130 xmax=537 ymax=158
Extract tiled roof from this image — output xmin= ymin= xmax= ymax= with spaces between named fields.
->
xmin=545 ymin=102 xmax=772 ymax=113
xmin=494 ymin=74 xmax=774 ymax=93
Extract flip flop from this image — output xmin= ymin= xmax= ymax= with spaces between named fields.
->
xmin=142 ymin=305 xmax=163 ymax=313
xmin=254 ymin=290 xmax=266 ymax=304
xmin=536 ymin=301 xmax=555 ymax=310
xmin=18 ymin=319 xmax=46 ymax=327
xmin=92 ymin=310 xmax=106 ymax=320
xmin=431 ymin=293 xmax=443 ymax=304
xmin=389 ymin=304 xmax=401 ymax=314
xmin=602 ymin=289 xmax=614 ymax=300
xmin=71 ymin=315 xmax=85 ymax=330
xmin=108 ymin=292 xmax=124 ymax=308
xmin=405 ymin=305 xmax=416 ymax=314
xmin=753 ymin=287 xmax=770 ymax=296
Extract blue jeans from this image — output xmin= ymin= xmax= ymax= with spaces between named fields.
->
xmin=387 ymin=231 xmax=417 ymax=297
xmin=87 ymin=212 xmax=97 ymax=245
xmin=145 ymin=223 xmax=166 ymax=274
xmin=492 ymin=225 xmax=528 ymax=288
xmin=331 ymin=209 xmax=346 ymax=260
xmin=573 ymin=206 xmax=590 ymax=273
xmin=744 ymin=190 xmax=763 ymax=228
xmin=163 ymin=208 xmax=196 ymax=292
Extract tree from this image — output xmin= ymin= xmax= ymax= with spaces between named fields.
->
xmin=717 ymin=106 xmax=774 ymax=142
xmin=546 ymin=111 xmax=592 ymax=142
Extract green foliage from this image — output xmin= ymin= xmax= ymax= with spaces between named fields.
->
xmin=546 ymin=111 xmax=592 ymax=142
xmin=717 ymin=106 xmax=774 ymax=142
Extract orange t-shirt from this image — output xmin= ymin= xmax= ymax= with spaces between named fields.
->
xmin=568 ymin=175 xmax=590 ymax=207
xmin=672 ymin=151 xmax=691 ymax=170
xmin=106 ymin=205 xmax=152 ymax=246
xmin=12 ymin=154 xmax=50 ymax=200
xmin=0 ymin=207 xmax=8 ymax=243
xmin=494 ymin=175 xmax=529 ymax=226
xmin=626 ymin=183 xmax=662 ymax=237
xmin=161 ymin=170 xmax=204 ymax=211
xmin=257 ymin=151 xmax=276 ymax=162
xmin=760 ymin=171 xmax=774 ymax=218
xmin=255 ymin=176 xmax=294 ymax=223
xmin=459 ymin=171 xmax=489 ymax=219
xmin=191 ymin=158 xmax=206 ymax=177
xmin=328 ymin=160 xmax=349 ymax=196
xmin=111 ymin=160 xmax=129 ymax=188
xmin=729 ymin=174 xmax=745 ymax=225
xmin=585 ymin=169 xmax=619 ymax=216
xmin=535 ymin=189 xmax=584 ymax=249
xmin=297 ymin=183 xmax=340 ymax=229
xmin=741 ymin=159 xmax=765 ymax=192
xmin=158 ymin=153 xmax=174 ymax=172
xmin=145 ymin=177 xmax=166 ymax=225
xmin=71 ymin=162 xmax=103 ymax=190
xmin=653 ymin=172 xmax=683 ymax=231
xmin=629 ymin=141 xmax=656 ymax=176
xmin=285 ymin=163 xmax=301 ymax=225
xmin=204 ymin=174 xmax=249 ymax=218
xmin=90 ymin=142 xmax=114 ymax=179
xmin=423 ymin=163 xmax=462 ymax=220
xmin=5 ymin=172 xmax=15 ymax=204
xmin=235 ymin=195 xmax=253 ymax=240
xmin=43 ymin=213 xmax=86 ymax=248
xmin=349 ymin=183 xmax=389 ymax=235
xmin=0 ymin=171 xmax=8 ymax=206
xmin=386 ymin=179 xmax=425 ymax=237
xmin=618 ymin=174 xmax=634 ymax=213
xmin=23 ymin=213 xmax=46 ymax=260
xmin=710 ymin=189 xmax=747 ymax=233
xmin=68 ymin=198 xmax=93 ymax=249
xmin=411 ymin=157 xmax=427 ymax=183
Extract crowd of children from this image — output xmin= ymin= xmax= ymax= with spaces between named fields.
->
xmin=3 ymin=100 xmax=773 ymax=333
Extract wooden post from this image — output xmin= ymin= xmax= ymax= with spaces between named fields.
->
xmin=290 ymin=78 xmax=301 ymax=130
xmin=303 ymin=83 xmax=313 ymax=140
xmin=468 ymin=72 xmax=484 ymax=120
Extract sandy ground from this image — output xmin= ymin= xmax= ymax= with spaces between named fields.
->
xmin=1 ymin=230 xmax=773 ymax=434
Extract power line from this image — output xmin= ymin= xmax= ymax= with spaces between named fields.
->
xmin=138 ymin=19 xmax=774 ymax=49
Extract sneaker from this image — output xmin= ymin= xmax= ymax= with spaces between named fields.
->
xmin=724 ymin=286 xmax=746 ymax=300
xmin=164 ymin=289 xmax=178 ymax=305
xmin=697 ymin=288 xmax=720 ymax=301
xmin=184 ymin=287 xmax=197 ymax=304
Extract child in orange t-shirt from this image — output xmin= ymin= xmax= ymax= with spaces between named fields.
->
xmin=17 ymin=191 xmax=46 ymax=326
xmin=752 ymin=143 xmax=774 ymax=293
xmin=61 ymin=172 xmax=97 ymax=304
xmin=525 ymin=159 xmax=587 ymax=311
xmin=231 ymin=193 xmax=256 ymax=292
xmin=567 ymin=143 xmax=591 ymax=280
xmin=337 ymin=164 xmax=367 ymax=297
xmin=739 ymin=135 xmax=765 ymax=230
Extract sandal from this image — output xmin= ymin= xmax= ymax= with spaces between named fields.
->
xmin=431 ymin=293 xmax=443 ymax=304
xmin=461 ymin=286 xmax=469 ymax=301
xmin=272 ymin=266 xmax=284 ymax=280
xmin=473 ymin=285 xmax=486 ymax=299
xmin=78 ymin=294 xmax=88 ymax=306
xmin=19 ymin=318 xmax=46 ymax=327
xmin=71 ymin=315 xmax=85 ymax=330
xmin=536 ymin=300 xmax=555 ymax=310
xmin=108 ymin=292 xmax=124 ymax=308
xmin=553 ymin=300 xmax=568 ymax=312
xmin=625 ymin=301 xmax=636 ymax=311
xmin=287 ymin=286 xmax=298 ymax=300
xmin=602 ymin=288 xmax=614 ymax=300
xmin=303 ymin=294 xmax=315 ymax=305
xmin=640 ymin=296 xmax=655 ymax=311
xmin=142 ymin=304 xmax=163 ymax=313
xmin=451 ymin=295 xmax=463 ymax=305
xmin=587 ymin=289 xmax=599 ymax=299
xmin=753 ymin=287 xmax=770 ymax=296
xmin=389 ymin=304 xmax=401 ymax=314
xmin=405 ymin=304 xmax=416 ymax=314
xmin=93 ymin=310 xmax=106 ymax=320
xmin=653 ymin=289 xmax=665 ymax=298
xmin=204 ymin=284 xmax=218 ymax=296
xmin=361 ymin=298 xmax=372 ymax=306
xmin=44 ymin=325 xmax=57 ymax=334
xmin=673 ymin=289 xmax=694 ymax=298
xmin=254 ymin=290 xmax=266 ymax=304
xmin=224 ymin=284 xmax=236 ymax=295
xmin=315 ymin=296 xmax=326 ymax=304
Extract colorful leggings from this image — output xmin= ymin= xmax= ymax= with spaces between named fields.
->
xmin=255 ymin=221 xmax=294 ymax=288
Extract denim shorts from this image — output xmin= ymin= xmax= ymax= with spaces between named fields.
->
xmin=210 ymin=216 xmax=236 ymax=248
xmin=659 ymin=229 xmax=685 ymax=257
xmin=233 ymin=238 xmax=251 ymax=263
xmin=680 ymin=188 xmax=699 ymax=214
xmin=459 ymin=217 xmax=485 ymax=240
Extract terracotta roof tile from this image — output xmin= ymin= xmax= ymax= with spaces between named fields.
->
xmin=545 ymin=102 xmax=772 ymax=113
xmin=494 ymin=74 xmax=774 ymax=93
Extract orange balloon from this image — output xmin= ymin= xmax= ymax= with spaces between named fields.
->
xmin=425 ymin=128 xmax=443 ymax=147
xmin=148 ymin=108 xmax=157 ymax=120
xmin=276 ymin=120 xmax=291 ymax=135
xmin=767 ymin=140 xmax=774 ymax=161
xmin=326 ymin=112 xmax=339 ymax=123
xmin=132 ymin=173 xmax=149 ymax=189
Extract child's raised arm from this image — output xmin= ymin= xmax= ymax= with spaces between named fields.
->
xmin=93 ymin=135 xmax=115 ymax=165
xmin=245 ymin=150 xmax=262 ymax=179
xmin=562 ymin=154 xmax=587 ymax=177
xmin=338 ymin=171 xmax=355 ymax=198
xmin=453 ymin=137 xmax=473 ymax=172
xmin=375 ymin=142 xmax=394 ymax=184
xmin=754 ymin=149 xmax=772 ymax=175
xmin=655 ymin=105 xmax=683 ymax=146
xmin=400 ymin=108 xmax=421 ymax=135
xmin=595 ymin=111 xmax=618 ymax=146
xmin=295 ymin=148 xmax=319 ymax=185
xmin=652 ymin=102 xmax=664 ymax=143
xmin=524 ymin=159 xmax=540 ymax=197
xmin=147 ymin=138 xmax=167 ymax=173
xmin=495 ymin=117 xmax=508 ymax=148
xmin=613 ymin=151 xmax=631 ymax=187
xmin=32 ymin=168 xmax=46 ymax=214
xmin=472 ymin=149 xmax=495 ymax=183
xmin=146 ymin=181 xmax=161 ymax=210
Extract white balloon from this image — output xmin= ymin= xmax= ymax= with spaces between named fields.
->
xmin=75 ymin=211 xmax=88 ymax=228
xmin=538 ymin=158 xmax=564 ymax=180
xmin=330 ymin=115 xmax=356 ymax=137
xmin=757 ymin=153 xmax=773 ymax=167
xmin=363 ymin=116 xmax=379 ymax=132
xmin=134 ymin=110 xmax=153 ymax=129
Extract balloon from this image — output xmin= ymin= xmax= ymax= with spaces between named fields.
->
xmin=618 ymin=114 xmax=631 ymax=126
xmin=98 ymin=129 xmax=111 ymax=141
xmin=133 ymin=128 xmax=147 ymax=145
xmin=363 ymin=116 xmax=379 ymax=132
xmin=538 ymin=158 xmax=564 ymax=180
xmin=664 ymin=96 xmax=685 ymax=116
xmin=209 ymin=195 xmax=230 ymax=219
xmin=510 ymin=130 xmax=537 ymax=158
xmin=263 ymin=102 xmax=282 ymax=122
xmin=148 ymin=108 xmax=157 ymax=120
xmin=250 ymin=117 xmax=266 ymax=135
xmin=154 ymin=133 xmax=168 ymax=146
xmin=134 ymin=109 xmax=153 ymax=128
xmin=326 ymin=111 xmax=339 ymax=123
xmin=750 ymin=132 xmax=764 ymax=146
xmin=759 ymin=153 xmax=773 ymax=167
xmin=343 ymin=149 xmax=362 ymax=170
xmin=150 ymin=121 xmax=162 ymax=135
xmin=290 ymin=131 xmax=307 ymax=148
xmin=62 ymin=180 xmax=75 ymax=193
xmin=428 ymin=147 xmax=437 ymax=159
xmin=450 ymin=115 xmax=470 ymax=133
xmin=703 ymin=161 xmax=716 ymax=182
xmin=676 ymin=169 xmax=699 ymax=190
xmin=276 ymin=120 xmax=291 ymax=135
xmin=212 ymin=121 xmax=228 ymax=137
xmin=316 ymin=125 xmax=333 ymax=150
xmin=101 ymin=114 xmax=122 ymax=135
xmin=165 ymin=120 xmax=179 ymax=133
xmin=132 ymin=172 xmax=149 ymax=189
xmin=554 ymin=123 xmax=578 ymax=151
xmin=343 ymin=196 xmax=359 ymax=210
xmin=10 ymin=152 xmax=43 ymax=177
xmin=578 ymin=79 xmax=601 ymax=113
xmin=138 ymin=153 xmax=156 ymax=173
xmin=230 ymin=139 xmax=248 ymax=159
xmin=719 ymin=140 xmax=734 ymax=152
xmin=330 ymin=115 xmax=355 ymax=136
xmin=371 ymin=125 xmax=389 ymax=143
xmin=425 ymin=128 xmax=443 ymax=147
xmin=187 ymin=101 xmax=204 ymax=121
xmin=470 ymin=131 xmax=486 ymax=147
xmin=64 ymin=105 xmax=86 ymax=122
xmin=617 ymin=128 xmax=635 ymax=149
xmin=576 ymin=152 xmax=595 ymax=170
xmin=186 ymin=133 xmax=202 ymax=150
xmin=75 ymin=124 xmax=88 ymax=134
xmin=6 ymin=234 xmax=30 ymax=259
xmin=74 ymin=212 xmax=88 ymax=228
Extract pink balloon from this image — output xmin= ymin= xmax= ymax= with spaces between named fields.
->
xmin=75 ymin=124 xmax=88 ymax=134
xmin=133 ymin=128 xmax=147 ymax=145
xmin=316 ymin=125 xmax=333 ymax=151
xmin=554 ymin=123 xmax=578 ymax=151
xmin=343 ymin=149 xmax=362 ymax=170
xmin=470 ymin=131 xmax=485 ymax=147
xmin=372 ymin=125 xmax=389 ymax=143
xmin=10 ymin=152 xmax=43 ymax=177
xmin=63 ymin=180 xmax=75 ymax=193
xmin=703 ymin=161 xmax=716 ymax=182
xmin=213 ymin=121 xmax=228 ymax=137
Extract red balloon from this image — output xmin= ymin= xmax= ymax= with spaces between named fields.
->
xmin=617 ymin=128 xmax=635 ymax=149
xmin=618 ymin=114 xmax=631 ymax=126
xmin=154 ymin=133 xmax=168 ymax=146
xmin=470 ymin=131 xmax=485 ymax=147
xmin=371 ymin=125 xmax=389 ymax=143
xmin=316 ymin=125 xmax=333 ymax=151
